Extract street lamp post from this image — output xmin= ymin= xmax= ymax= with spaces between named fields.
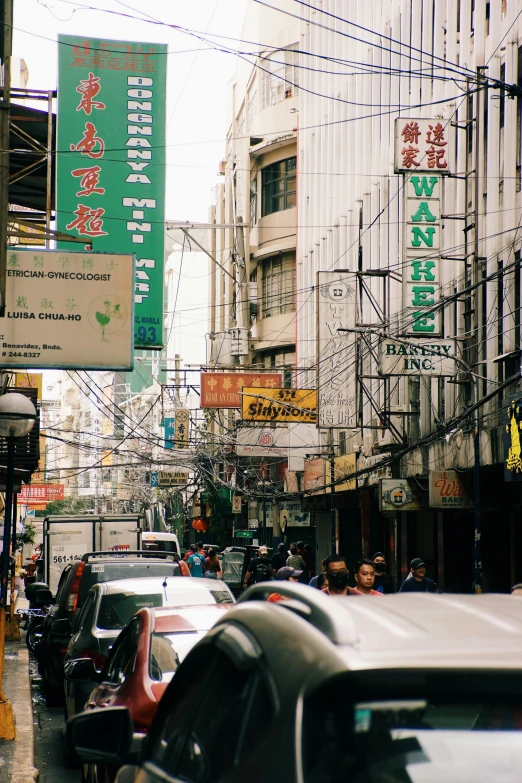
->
xmin=0 ymin=392 xmax=37 ymax=739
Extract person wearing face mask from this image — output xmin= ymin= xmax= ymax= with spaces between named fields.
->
xmin=324 ymin=554 xmax=360 ymax=596
xmin=372 ymin=552 xmax=395 ymax=594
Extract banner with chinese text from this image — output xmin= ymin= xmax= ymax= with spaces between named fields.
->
xmin=57 ymin=35 xmax=167 ymax=349
xmin=200 ymin=373 xmax=282 ymax=408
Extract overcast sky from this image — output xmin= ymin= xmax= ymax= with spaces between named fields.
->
xmin=13 ymin=0 xmax=247 ymax=221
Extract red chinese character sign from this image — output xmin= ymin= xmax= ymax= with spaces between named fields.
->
xmin=57 ymin=36 xmax=167 ymax=349
xmin=394 ymin=118 xmax=452 ymax=174
xmin=200 ymin=373 xmax=282 ymax=409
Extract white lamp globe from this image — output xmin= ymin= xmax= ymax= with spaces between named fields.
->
xmin=0 ymin=393 xmax=37 ymax=438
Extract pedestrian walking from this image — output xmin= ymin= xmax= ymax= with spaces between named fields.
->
xmin=296 ymin=541 xmax=312 ymax=580
xmin=243 ymin=545 xmax=273 ymax=589
xmin=324 ymin=554 xmax=359 ymax=596
xmin=187 ymin=544 xmax=206 ymax=578
xmin=267 ymin=566 xmax=303 ymax=603
xmin=271 ymin=543 xmax=287 ymax=573
xmin=353 ymin=559 xmax=383 ymax=596
xmin=372 ymin=552 xmax=395 ymax=594
xmin=204 ymin=548 xmax=222 ymax=579
xmin=399 ymin=558 xmax=436 ymax=593
xmin=287 ymin=545 xmax=306 ymax=572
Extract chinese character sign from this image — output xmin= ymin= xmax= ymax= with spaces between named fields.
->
xmin=403 ymin=175 xmax=442 ymax=335
xmin=395 ymin=118 xmax=452 ymax=173
xmin=200 ymin=373 xmax=282 ymax=408
xmin=316 ymin=272 xmax=357 ymax=428
xmin=57 ymin=36 xmax=167 ymax=349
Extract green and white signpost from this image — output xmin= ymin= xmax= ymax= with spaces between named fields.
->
xmin=56 ymin=36 xmax=167 ymax=349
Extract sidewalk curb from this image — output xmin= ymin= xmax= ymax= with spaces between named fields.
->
xmin=4 ymin=642 xmax=39 ymax=783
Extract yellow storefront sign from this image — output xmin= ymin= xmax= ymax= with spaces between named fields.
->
xmin=325 ymin=454 xmax=357 ymax=493
xmin=241 ymin=387 xmax=317 ymax=423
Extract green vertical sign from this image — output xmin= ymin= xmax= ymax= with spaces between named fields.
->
xmin=56 ymin=35 xmax=166 ymax=349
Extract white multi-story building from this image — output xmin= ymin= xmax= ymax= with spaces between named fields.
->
xmin=210 ymin=0 xmax=522 ymax=590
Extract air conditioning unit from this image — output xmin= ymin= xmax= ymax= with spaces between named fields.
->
xmin=218 ymin=159 xmax=227 ymax=176
xmin=229 ymin=327 xmax=249 ymax=356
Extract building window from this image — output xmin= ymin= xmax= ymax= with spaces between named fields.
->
xmin=250 ymin=177 xmax=257 ymax=227
xmin=262 ymin=253 xmax=296 ymax=318
xmin=261 ymin=157 xmax=296 ymax=216
xmin=253 ymin=348 xmax=296 ymax=387
xmin=261 ymin=44 xmax=299 ymax=108
xmin=247 ymin=83 xmax=257 ymax=131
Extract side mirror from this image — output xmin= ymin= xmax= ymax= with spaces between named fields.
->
xmin=51 ymin=617 xmax=70 ymax=635
xmin=64 ymin=658 xmax=99 ymax=682
xmin=66 ymin=706 xmax=133 ymax=764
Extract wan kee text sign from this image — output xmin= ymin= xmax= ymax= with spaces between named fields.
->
xmin=0 ymin=250 xmax=133 ymax=369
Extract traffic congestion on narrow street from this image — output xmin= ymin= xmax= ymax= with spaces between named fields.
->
xmin=3 ymin=1 xmax=522 ymax=781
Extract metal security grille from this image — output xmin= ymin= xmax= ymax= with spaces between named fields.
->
xmin=262 ymin=253 xmax=296 ymax=318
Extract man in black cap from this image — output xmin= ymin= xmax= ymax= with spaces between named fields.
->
xmin=372 ymin=552 xmax=395 ymax=594
xmin=399 ymin=558 xmax=436 ymax=593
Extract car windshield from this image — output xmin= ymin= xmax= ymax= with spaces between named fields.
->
xmin=97 ymin=592 xmax=164 ymax=630
xmin=149 ymin=631 xmax=204 ymax=683
xmin=304 ymin=673 xmax=522 ymax=783
xmin=79 ymin=563 xmax=179 ymax=604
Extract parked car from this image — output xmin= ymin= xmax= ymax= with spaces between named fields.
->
xmin=40 ymin=550 xmax=188 ymax=703
xmin=64 ymin=576 xmax=235 ymax=719
xmin=66 ymin=604 xmax=231 ymax=782
xmin=67 ymin=586 xmax=522 ymax=783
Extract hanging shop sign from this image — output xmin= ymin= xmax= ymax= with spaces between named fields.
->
xmin=379 ymin=338 xmax=456 ymax=376
xmin=0 ymin=249 xmax=133 ymax=369
xmin=232 ymin=495 xmax=242 ymax=514
xmin=395 ymin=118 xmax=452 ymax=174
xmin=156 ymin=470 xmax=189 ymax=487
xmin=379 ymin=478 xmax=424 ymax=512
xmin=402 ymin=174 xmax=442 ymax=336
xmin=279 ymin=500 xmax=310 ymax=528
xmin=165 ymin=409 xmax=190 ymax=449
xmin=303 ymin=457 xmax=325 ymax=494
xmin=428 ymin=470 xmax=473 ymax=508
xmin=503 ymin=398 xmax=522 ymax=481
xmin=200 ymin=372 xmax=282 ymax=408
xmin=316 ymin=272 xmax=357 ymax=428
xmin=19 ymin=483 xmax=65 ymax=505
xmin=325 ymin=454 xmax=357 ymax=493
xmin=357 ymin=453 xmax=392 ymax=487
xmin=241 ymin=387 xmax=317 ymax=423
xmin=236 ymin=426 xmax=289 ymax=458
xmin=14 ymin=372 xmax=43 ymax=400
xmin=57 ymin=35 xmax=167 ymax=349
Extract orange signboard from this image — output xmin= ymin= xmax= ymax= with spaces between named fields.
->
xmin=200 ymin=373 xmax=282 ymax=409
xmin=19 ymin=483 xmax=65 ymax=505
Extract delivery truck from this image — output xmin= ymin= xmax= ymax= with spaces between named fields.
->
xmin=43 ymin=514 xmax=180 ymax=594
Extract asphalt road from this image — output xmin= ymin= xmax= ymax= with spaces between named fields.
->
xmin=29 ymin=654 xmax=81 ymax=783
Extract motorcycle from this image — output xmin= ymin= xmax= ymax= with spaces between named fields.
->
xmin=17 ymin=607 xmax=49 ymax=654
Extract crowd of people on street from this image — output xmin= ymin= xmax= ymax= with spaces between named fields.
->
xmin=177 ymin=541 xmax=522 ymax=596
xmin=242 ymin=542 xmax=438 ymax=597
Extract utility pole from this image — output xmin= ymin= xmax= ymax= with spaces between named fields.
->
xmin=329 ymin=429 xmax=336 ymax=554
xmin=473 ymin=67 xmax=487 ymax=594
xmin=0 ymin=0 xmax=13 ymax=317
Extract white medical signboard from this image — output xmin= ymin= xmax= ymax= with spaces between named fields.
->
xmin=316 ymin=271 xmax=357 ymax=428
xmin=379 ymin=338 xmax=456 ymax=376
xmin=0 ymin=249 xmax=134 ymax=369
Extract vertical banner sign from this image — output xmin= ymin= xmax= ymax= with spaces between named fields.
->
xmin=395 ymin=119 xmax=452 ymax=337
xmin=316 ymin=272 xmax=357 ymax=428
xmin=56 ymin=36 xmax=167 ymax=349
